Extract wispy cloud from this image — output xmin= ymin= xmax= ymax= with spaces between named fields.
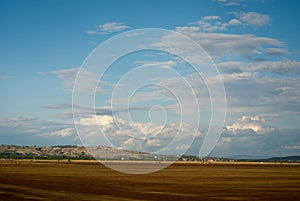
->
xmin=135 ymin=60 xmax=178 ymax=69
xmin=235 ymin=12 xmax=271 ymax=27
xmin=39 ymin=127 xmax=75 ymax=137
xmin=264 ymin=48 xmax=288 ymax=56
xmin=42 ymin=68 xmax=114 ymax=93
xmin=0 ymin=116 xmax=79 ymax=145
xmin=213 ymin=0 xmax=245 ymax=6
xmin=87 ymin=22 xmax=130 ymax=35
xmin=40 ymin=68 xmax=80 ymax=92
xmin=217 ymin=60 xmax=300 ymax=75
xmin=163 ymin=27 xmax=285 ymax=61
xmin=0 ymin=74 xmax=15 ymax=80
xmin=247 ymin=60 xmax=300 ymax=74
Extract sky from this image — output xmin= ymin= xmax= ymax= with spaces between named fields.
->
xmin=0 ymin=0 xmax=300 ymax=158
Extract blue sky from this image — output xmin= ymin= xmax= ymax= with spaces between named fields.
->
xmin=0 ymin=0 xmax=300 ymax=158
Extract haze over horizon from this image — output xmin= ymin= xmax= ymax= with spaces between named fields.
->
xmin=1 ymin=0 xmax=300 ymax=158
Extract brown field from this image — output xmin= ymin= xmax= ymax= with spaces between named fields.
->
xmin=0 ymin=160 xmax=300 ymax=200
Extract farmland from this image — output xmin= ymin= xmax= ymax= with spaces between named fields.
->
xmin=0 ymin=160 xmax=299 ymax=200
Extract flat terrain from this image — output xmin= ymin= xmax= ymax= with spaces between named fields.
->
xmin=0 ymin=160 xmax=300 ymax=200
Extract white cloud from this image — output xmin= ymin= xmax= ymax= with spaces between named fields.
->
xmin=236 ymin=12 xmax=271 ymax=27
xmin=227 ymin=19 xmax=242 ymax=26
xmin=135 ymin=60 xmax=178 ymax=69
xmin=215 ymin=137 xmax=232 ymax=150
xmin=216 ymin=61 xmax=245 ymax=74
xmin=264 ymin=48 xmax=288 ymax=55
xmin=217 ymin=60 xmax=300 ymax=75
xmin=186 ymin=12 xmax=270 ymax=33
xmin=146 ymin=139 xmax=162 ymax=147
xmin=0 ymin=116 xmax=79 ymax=145
xmin=161 ymin=28 xmax=285 ymax=61
xmin=77 ymin=115 xmax=165 ymax=139
xmin=175 ymin=26 xmax=201 ymax=33
xmin=116 ymin=59 xmax=300 ymax=126
xmin=284 ymin=145 xmax=300 ymax=150
xmin=213 ymin=127 xmax=300 ymax=157
xmin=39 ymin=17 xmax=299 ymax=157
xmin=188 ymin=16 xmax=242 ymax=32
xmin=202 ymin=16 xmax=222 ymax=21
xmin=44 ymin=68 xmax=113 ymax=93
xmin=78 ymin=115 xmax=114 ymax=126
xmin=75 ymin=114 xmax=201 ymax=154
xmin=248 ymin=60 xmax=300 ymax=74
xmin=221 ymin=73 xmax=300 ymax=116
xmin=40 ymin=127 xmax=75 ymax=137
xmin=87 ymin=22 xmax=129 ymax=35
xmin=226 ymin=115 xmax=275 ymax=134
xmin=0 ymin=116 xmax=37 ymax=127
xmin=46 ymin=68 xmax=80 ymax=91
xmin=213 ymin=0 xmax=245 ymax=6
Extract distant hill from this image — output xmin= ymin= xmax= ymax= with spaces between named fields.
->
xmin=1 ymin=145 xmax=299 ymax=162
xmin=264 ymin=156 xmax=300 ymax=162
xmin=223 ymin=155 xmax=300 ymax=162
xmin=0 ymin=145 xmax=91 ymax=160
xmin=225 ymin=154 xmax=272 ymax=160
xmin=0 ymin=145 xmax=175 ymax=161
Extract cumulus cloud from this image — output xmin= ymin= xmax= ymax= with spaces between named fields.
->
xmin=227 ymin=19 xmax=242 ymax=26
xmin=149 ymin=27 xmax=295 ymax=119
xmin=226 ymin=115 xmax=276 ymax=134
xmin=188 ymin=16 xmax=242 ymax=32
xmin=75 ymin=115 xmax=201 ymax=154
xmin=235 ymin=12 xmax=271 ymax=27
xmin=77 ymin=115 xmax=166 ymax=139
xmin=0 ymin=117 xmax=79 ymax=145
xmin=87 ymin=22 xmax=129 ymax=35
xmin=78 ymin=115 xmax=114 ymax=126
xmin=212 ymin=127 xmax=300 ymax=157
xmin=41 ymin=18 xmax=299 ymax=158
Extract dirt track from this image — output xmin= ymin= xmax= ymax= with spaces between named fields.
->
xmin=0 ymin=160 xmax=299 ymax=200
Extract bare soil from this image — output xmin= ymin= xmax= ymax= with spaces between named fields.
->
xmin=0 ymin=160 xmax=299 ymax=200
